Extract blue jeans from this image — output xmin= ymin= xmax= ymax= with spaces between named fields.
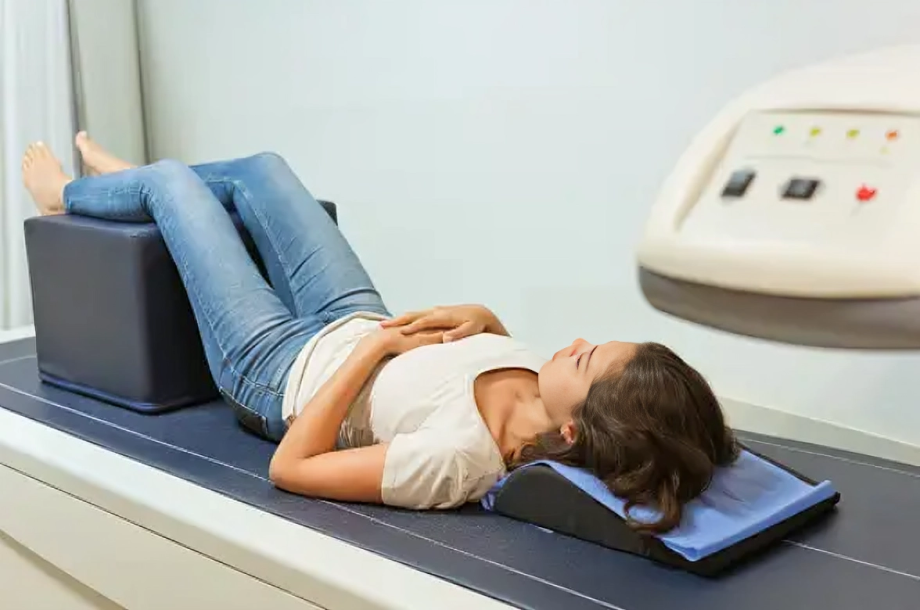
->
xmin=62 ymin=152 xmax=390 ymax=441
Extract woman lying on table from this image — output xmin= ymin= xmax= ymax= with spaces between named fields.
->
xmin=22 ymin=135 xmax=738 ymax=533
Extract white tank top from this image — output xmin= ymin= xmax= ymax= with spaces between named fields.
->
xmin=281 ymin=312 xmax=547 ymax=509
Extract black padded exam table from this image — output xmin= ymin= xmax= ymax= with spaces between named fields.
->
xmin=0 ymin=338 xmax=918 ymax=609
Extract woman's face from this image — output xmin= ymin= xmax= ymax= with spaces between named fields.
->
xmin=538 ymin=338 xmax=637 ymax=430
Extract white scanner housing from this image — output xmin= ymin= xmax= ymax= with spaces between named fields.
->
xmin=636 ymin=45 xmax=920 ymax=348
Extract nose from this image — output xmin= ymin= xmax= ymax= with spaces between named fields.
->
xmin=553 ymin=338 xmax=593 ymax=361
xmin=569 ymin=338 xmax=593 ymax=354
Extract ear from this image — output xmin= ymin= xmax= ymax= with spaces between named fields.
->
xmin=560 ymin=420 xmax=577 ymax=445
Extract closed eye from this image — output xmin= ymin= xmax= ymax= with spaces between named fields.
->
xmin=583 ymin=346 xmax=597 ymax=373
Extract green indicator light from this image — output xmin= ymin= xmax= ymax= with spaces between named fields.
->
xmin=773 ymin=125 xmax=785 ymax=135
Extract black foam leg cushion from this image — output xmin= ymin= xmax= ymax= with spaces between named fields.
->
xmin=23 ymin=200 xmax=337 ymax=413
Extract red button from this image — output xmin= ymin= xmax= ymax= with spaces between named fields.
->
xmin=856 ymin=185 xmax=877 ymax=202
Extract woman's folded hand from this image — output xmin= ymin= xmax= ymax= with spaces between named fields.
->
xmin=380 ymin=304 xmax=506 ymax=343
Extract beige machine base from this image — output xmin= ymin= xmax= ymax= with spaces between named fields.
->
xmin=0 ymin=528 xmax=123 ymax=610
xmin=0 ymin=460 xmax=319 ymax=610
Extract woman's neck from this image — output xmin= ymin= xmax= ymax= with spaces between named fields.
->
xmin=474 ymin=368 xmax=553 ymax=463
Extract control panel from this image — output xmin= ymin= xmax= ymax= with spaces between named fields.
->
xmin=679 ymin=110 xmax=920 ymax=262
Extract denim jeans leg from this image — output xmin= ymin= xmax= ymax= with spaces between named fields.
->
xmin=189 ymin=153 xmax=391 ymax=322
xmin=62 ymin=160 xmax=322 ymax=440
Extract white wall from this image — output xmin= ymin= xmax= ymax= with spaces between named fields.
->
xmin=71 ymin=0 xmax=147 ymax=167
xmin=135 ymin=0 xmax=920 ymax=450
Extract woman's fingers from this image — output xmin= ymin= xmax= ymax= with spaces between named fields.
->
xmin=444 ymin=320 xmax=479 ymax=342
xmin=402 ymin=315 xmax=441 ymax=335
xmin=400 ymin=313 xmax=451 ymax=334
xmin=380 ymin=310 xmax=424 ymax=328
xmin=382 ymin=307 xmax=487 ymax=341
xmin=418 ymin=331 xmax=446 ymax=345
xmin=394 ymin=330 xmax=445 ymax=355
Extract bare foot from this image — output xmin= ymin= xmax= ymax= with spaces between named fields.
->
xmin=21 ymin=142 xmax=71 ymax=216
xmin=76 ymin=131 xmax=135 ymax=175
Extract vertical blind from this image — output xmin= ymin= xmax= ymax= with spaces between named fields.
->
xmin=0 ymin=0 xmax=78 ymax=331
xmin=0 ymin=0 xmax=146 ymax=332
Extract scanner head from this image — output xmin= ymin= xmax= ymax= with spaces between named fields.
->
xmin=636 ymin=45 xmax=920 ymax=348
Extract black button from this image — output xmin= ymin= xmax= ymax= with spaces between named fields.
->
xmin=721 ymin=169 xmax=756 ymax=198
xmin=783 ymin=178 xmax=820 ymax=200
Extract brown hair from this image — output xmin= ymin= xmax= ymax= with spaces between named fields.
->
xmin=510 ymin=342 xmax=738 ymax=535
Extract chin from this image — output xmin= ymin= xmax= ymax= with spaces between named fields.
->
xmin=535 ymin=361 xmax=551 ymax=392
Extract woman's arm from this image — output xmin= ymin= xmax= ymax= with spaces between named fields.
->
xmin=268 ymin=327 xmax=444 ymax=502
